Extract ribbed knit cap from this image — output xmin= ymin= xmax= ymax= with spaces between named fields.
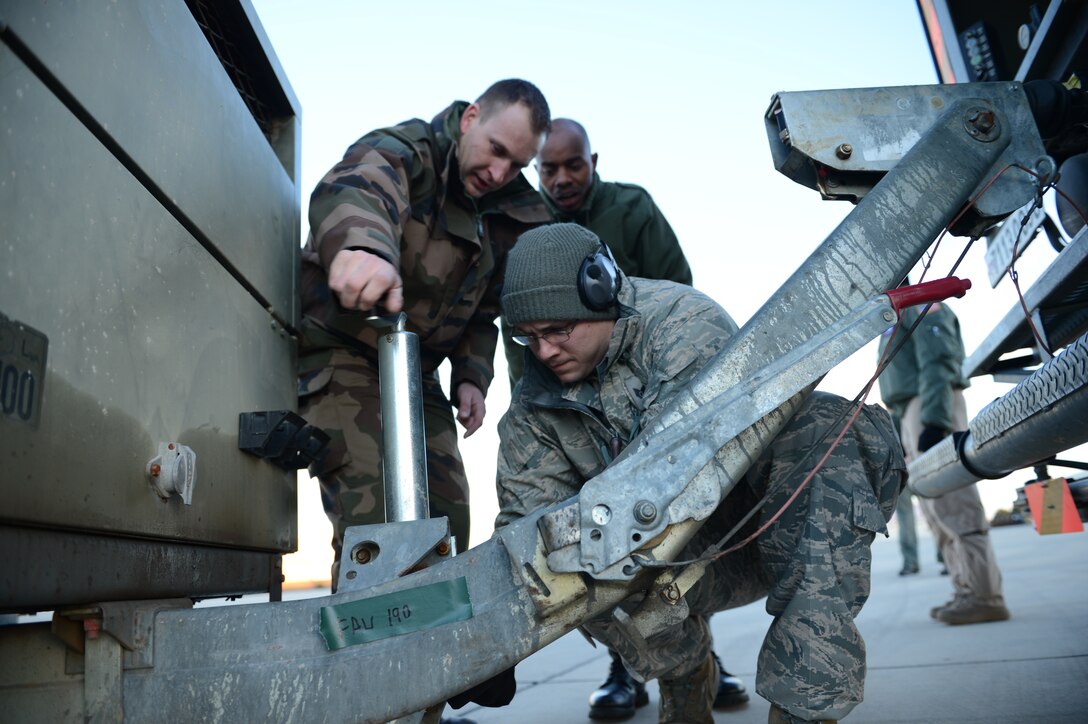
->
xmin=502 ymin=223 xmax=618 ymax=324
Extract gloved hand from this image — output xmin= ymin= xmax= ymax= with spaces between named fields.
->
xmin=918 ymin=426 xmax=949 ymax=453
xmin=447 ymin=665 xmax=517 ymax=709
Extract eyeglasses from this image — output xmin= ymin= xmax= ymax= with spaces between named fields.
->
xmin=511 ymin=324 xmax=576 ymax=347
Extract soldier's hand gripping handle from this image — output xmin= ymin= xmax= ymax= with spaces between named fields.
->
xmin=328 ymin=248 xmax=405 ymax=313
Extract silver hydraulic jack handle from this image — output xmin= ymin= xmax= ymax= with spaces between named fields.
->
xmin=370 ymin=312 xmax=429 ymax=525
xmin=333 ymin=314 xmax=456 ymax=597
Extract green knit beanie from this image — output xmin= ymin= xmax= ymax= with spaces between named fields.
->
xmin=503 ymin=223 xmax=619 ymax=324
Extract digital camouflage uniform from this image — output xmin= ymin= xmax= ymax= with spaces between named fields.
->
xmin=299 ymin=101 xmax=550 ymax=579
xmin=497 ymin=277 xmax=905 ymax=721
xmin=505 ymin=173 xmax=693 ymax=383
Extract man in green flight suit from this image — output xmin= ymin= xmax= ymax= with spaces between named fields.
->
xmin=537 ymin=118 xmax=692 ymax=283
xmin=877 ymin=298 xmax=1010 ymax=625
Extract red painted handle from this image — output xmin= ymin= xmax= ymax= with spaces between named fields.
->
xmin=886 ymin=277 xmax=972 ymax=312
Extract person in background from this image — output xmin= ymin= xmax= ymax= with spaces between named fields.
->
xmin=504 ymin=117 xmax=692 ymax=384
xmin=537 ymin=118 xmax=691 ymax=282
xmin=877 ymin=298 xmax=1011 ymax=625
xmin=895 ymin=489 xmax=921 ymax=575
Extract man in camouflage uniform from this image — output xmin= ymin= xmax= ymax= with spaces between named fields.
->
xmin=518 ymin=118 xmax=745 ymax=719
xmin=877 ymin=301 xmax=1010 ymax=625
xmin=496 ymin=223 xmax=905 ymax=723
xmin=298 ymin=79 xmax=552 ymax=589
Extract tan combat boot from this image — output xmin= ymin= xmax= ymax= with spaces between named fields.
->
xmin=937 ymin=597 xmax=1011 ymax=625
xmin=657 ymin=652 xmax=717 ymax=723
xmin=929 ymin=592 xmax=968 ymax=619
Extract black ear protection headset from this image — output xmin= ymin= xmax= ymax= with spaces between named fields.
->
xmin=578 ymin=242 xmax=621 ymax=311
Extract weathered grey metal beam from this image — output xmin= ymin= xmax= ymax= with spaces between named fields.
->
xmin=565 ymin=295 xmax=899 ymax=577
xmin=572 ymin=91 xmax=1028 ymax=575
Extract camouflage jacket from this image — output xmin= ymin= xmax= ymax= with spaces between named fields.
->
xmin=300 ymin=101 xmax=551 ymax=394
xmin=877 ymin=303 xmax=969 ymax=430
xmin=495 ymin=277 xmax=738 ymax=527
xmin=542 ymin=172 xmax=693 ymax=285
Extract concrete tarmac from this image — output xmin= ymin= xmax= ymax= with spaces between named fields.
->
xmin=455 ymin=521 xmax=1088 ymax=723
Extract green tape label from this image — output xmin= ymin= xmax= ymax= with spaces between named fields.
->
xmin=318 ymin=577 xmax=473 ymax=651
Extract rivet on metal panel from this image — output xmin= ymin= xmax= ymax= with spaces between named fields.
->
xmin=352 ymin=543 xmax=378 ymax=564
xmin=836 ymin=143 xmax=853 ymax=159
xmin=435 ymin=541 xmax=451 ymax=556
xmin=661 ymin=584 xmax=681 ymax=604
xmin=149 ymin=463 xmax=161 ymax=477
xmin=883 ymin=311 xmax=895 ymax=322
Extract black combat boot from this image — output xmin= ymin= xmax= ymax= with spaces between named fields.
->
xmin=711 ymin=653 xmax=750 ymax=708
xmin=588 ymin=649 xmax=649 ymax=719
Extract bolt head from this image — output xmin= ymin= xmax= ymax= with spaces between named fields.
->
xmin=634 ymin=500 xmax=658 ymax=524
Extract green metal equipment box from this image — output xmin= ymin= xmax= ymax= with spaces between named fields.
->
xmin=0 ymin=0 xmax=302 ymax=612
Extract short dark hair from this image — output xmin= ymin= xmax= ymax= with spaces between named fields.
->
xmin=549 ymin=118 xmax=592 ymax=150
xmin=476 ymin=79 xmax=551 ymax=136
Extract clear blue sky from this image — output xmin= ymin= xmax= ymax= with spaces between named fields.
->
xmin=247 ymin=1 xmax=1061 ymax=579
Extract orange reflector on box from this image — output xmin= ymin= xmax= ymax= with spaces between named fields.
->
xmin=1024 ymin=478 xmax=1084 ymax=535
